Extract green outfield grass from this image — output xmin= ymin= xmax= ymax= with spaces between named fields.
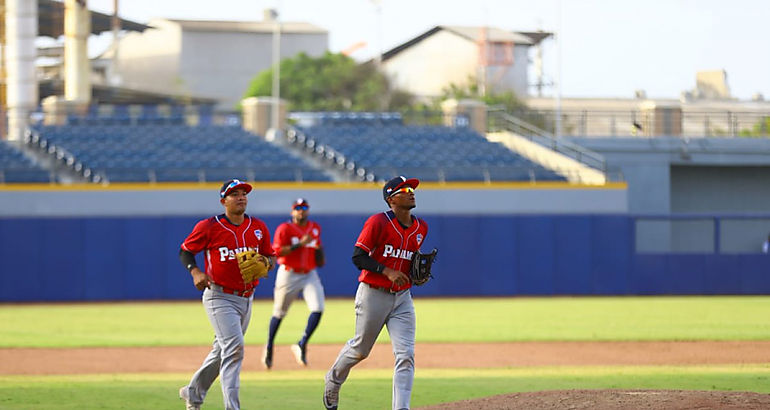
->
xmin=1 ymin=296 xmax=769 ymax=409
xmin=0 ymin=366 xmax=768 ymax=409
xmin=1 ymin=296 xmax=769 ymax=348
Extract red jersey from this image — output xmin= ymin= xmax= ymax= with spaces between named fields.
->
xmin=272 ymin=220 xmax=323 ymax=273
xmin=355 ymin=210 xmax=428 ymax=291
xmin=181 ymin=214 xmax=275 ymax=290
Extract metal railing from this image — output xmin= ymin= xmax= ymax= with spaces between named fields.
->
xmin=519 ymin=109 xmax=770 ymax=138
xmin=87 ymin=166 xmax=322 ymax=184
xmin=488 ymin=108 xmax=608 ymax=172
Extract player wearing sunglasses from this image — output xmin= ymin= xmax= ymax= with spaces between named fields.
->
xmin=261 ymin=198 xmax=327 ymax=369
xmin=324 ymin=176 xmax=428 ymax=410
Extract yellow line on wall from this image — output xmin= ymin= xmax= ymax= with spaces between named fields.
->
xmin=0 ymin=181 xmax=627 ymax=192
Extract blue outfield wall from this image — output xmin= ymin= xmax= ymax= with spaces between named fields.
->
xmin=1 ymin=214 xmax=768 ymax=302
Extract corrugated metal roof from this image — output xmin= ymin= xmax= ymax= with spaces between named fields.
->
xmin=167 ymin=19 xmax=327 ymax=34
xmin=38 ymin=0 xmax=151 ymax=38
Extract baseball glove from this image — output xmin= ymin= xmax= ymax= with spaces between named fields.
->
xmin=410 ymin=248 xmax=437 ymax=286
xmin=235 ymin=249 xmax=270 ymax=283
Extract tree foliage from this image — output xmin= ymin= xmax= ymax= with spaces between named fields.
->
xmin=738 ymin=116 xmax=770 ymax=137
xmin=243 ymin=52 xmax=413 ymax=111
xmin=437 ymin=76 xmax=528 ymax=112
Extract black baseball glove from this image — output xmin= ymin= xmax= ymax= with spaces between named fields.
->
xmin=410 ymin=248 xmax=437 ymax=286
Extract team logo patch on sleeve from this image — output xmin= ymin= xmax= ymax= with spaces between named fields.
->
xmin=416 ymin=234 xmax=423 ymax=244
xmin=254 ymin=229 xmax=263 ymax=240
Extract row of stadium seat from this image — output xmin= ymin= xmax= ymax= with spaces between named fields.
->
xmin=28 ymin=125 xmax=330 ymax=183
xmin=5 ymin=112 xmax=567 ymax=184
xmin=292 ymin=123 xmax=565 ymax=182
xmin=0 ymin=140 xmax=53 ymax=183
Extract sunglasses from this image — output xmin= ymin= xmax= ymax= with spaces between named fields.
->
xmin=389 ymin=186 xmax=415 ymax=197
xmin=220 ymin=180 xmax=243 ymax=198
xmin=293 ymin=205 xmax=309 ymax=211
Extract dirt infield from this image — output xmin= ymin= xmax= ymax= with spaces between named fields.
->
xmin=2 ymin=341 xmax=769 ymax=409
xmin=1 ymin=341 xmax=769 ymax=375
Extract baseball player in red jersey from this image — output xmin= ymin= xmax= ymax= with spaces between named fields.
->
xmin=324 ymin=176 xmax=428 ymax=410
xmin=178 ymin=179 xmax=275 ymax=410
xmin=261 ymin=198 xmax=326 ymax=369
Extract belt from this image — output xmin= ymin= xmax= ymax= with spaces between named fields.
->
xmin=288 ymin=268 xmax=310 ymax=274
xmin=210 ymin=283 xmax=255 ymax=298
xmin=364 ymin=282 xmax=404 ymax=294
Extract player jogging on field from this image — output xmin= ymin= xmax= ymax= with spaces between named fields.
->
xmin=324 ymin=176 xmax=428 ymax=410
xmin=178 ymin=179 xmax=275 ymax=410
xmin=262 ymin=198 xmax=327 ymax=369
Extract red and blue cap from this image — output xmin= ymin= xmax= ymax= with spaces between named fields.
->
xmin=382 ymin=175 xmax=420 ymax=201
xmin=220 ymin=179 xmax=252 ymax=198
xmin=292 ymin=198 xmax=309 ymax=209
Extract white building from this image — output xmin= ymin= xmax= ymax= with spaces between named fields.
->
xmin=103 ymin=15 xmax=328 ymax=109
xmin=380 ymin=26 xmax=551 ymax=100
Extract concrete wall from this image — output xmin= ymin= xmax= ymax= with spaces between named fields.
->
xmin=112 ymin=19 xmax=328 ymax=109
xmin=569 ymin=137 xmax=770 ymax=214
xmin=0 ymin=183 xmax=628 ymax=217
xmin=383 ymin=30 xmax=478 ymax=100
xmin=670 ymin=166 xmax=770 ymax=213
xmin=179 ymin=30 xmax=327 ymax=109
xmin=568 ymin=137 xmax=770 ymax=252
xmin=113 ymin=20 xmax=183 ymax=97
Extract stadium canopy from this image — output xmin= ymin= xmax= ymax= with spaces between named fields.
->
xmin=39 ymin=79 xmax=218 ymax=105
xmin=38 ymin=0 xmax=151 ymax=38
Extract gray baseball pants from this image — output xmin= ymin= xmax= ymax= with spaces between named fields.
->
xmin=182 ymin=287 xmax=252 ymax=410
xmin=272 ymin=265 xmax=325 ymax=317
xmin=326 ymin=282 xmax=416 ymax=410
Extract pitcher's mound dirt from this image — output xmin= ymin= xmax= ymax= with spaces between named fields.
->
xmin=416 ymin=389 xmax=770 ymax=410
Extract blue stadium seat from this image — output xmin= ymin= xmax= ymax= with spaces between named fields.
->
xmin=0 ymin=140 xmax=52 ymax=183
xmin=33 ymin=124 xmax=331 ymax=183
xmin=296 ymin=117 xmax=566 ymax=182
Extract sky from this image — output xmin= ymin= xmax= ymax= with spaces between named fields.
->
xmin=82 ymin=0 xmax=770 ymax=100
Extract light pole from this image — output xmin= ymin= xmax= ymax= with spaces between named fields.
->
xmin=269 ymin=6 xmax=281 ymax=140
xmin=554 ymin=0 xmax=563 ymax=138
xmin=371 ymin=0 xmax=382 ymax=69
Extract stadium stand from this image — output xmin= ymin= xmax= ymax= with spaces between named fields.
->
xmin=29 ymin=124 xmax=330 ymax=183
xmin=291 ymin=112 xmax=566 ymax=182
xmin=0 ymin=140 xmax=52 ymax=183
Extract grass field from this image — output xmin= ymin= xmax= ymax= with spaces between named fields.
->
xmin=2 ymin=296 xmax=769 ymax=347
xmin=1 ymin=366 xmax=769 ymax=409
xmin=1 ymin=296 xmax=769 ymax=409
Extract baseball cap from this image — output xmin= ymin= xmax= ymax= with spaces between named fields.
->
xmin=292 ymin=198 xmax=309 ymax=209
xmin=382 ymin=175 xmax=420 ymax=201
xmin=220 ymin=179 xmax=252 ymax=198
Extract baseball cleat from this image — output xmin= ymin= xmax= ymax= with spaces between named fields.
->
xmin=290 ymin=342 xmax=307 ymax=366
xmin=323 ymin=382 xmax=339 ymax=410
xmin=261 ymin=346 xmax=273 ymax=370
xmin=178 ymin=386 xmax=201 ymax=410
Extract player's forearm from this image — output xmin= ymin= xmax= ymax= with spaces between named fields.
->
xmin=278 ymin=244 xmax=300 ymax=256
xmin=179 ymin=248 xmax=198 ymax=273
xmin=351 ymin=246 xmax=386 ymax=273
